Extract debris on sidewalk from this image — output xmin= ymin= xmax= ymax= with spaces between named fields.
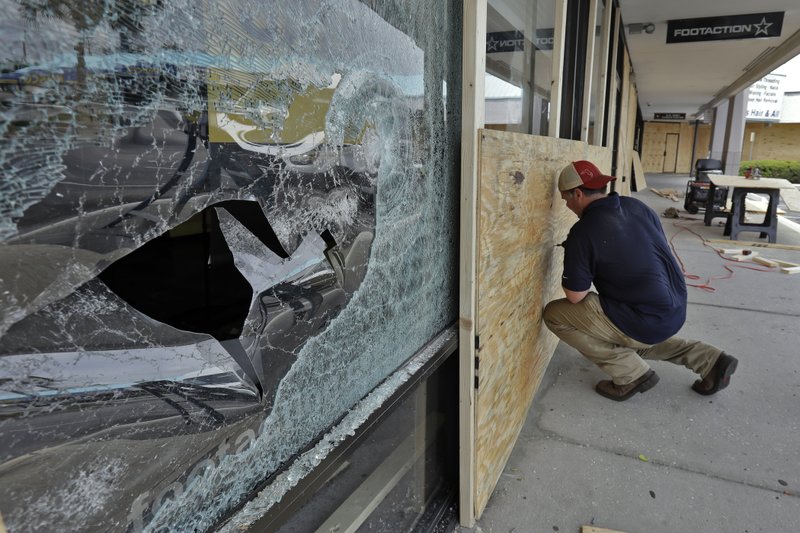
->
xmin=582 ymin=526 xmax=628 ymax=533
xmin=705 ymin=238 xmax=800 ymax=251
xmin=752 ymin=256 xmax=780 ymax=267
xmin=662 ymin=207 xmax=679 ymax=218
xmin=717 ymin=249 xmax=760 ymax=261
xmin=651 ymin=188 xmax=683 ymax=201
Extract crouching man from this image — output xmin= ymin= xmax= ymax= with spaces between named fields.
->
xmin=544 ymin=160 xmax=738 ymax=401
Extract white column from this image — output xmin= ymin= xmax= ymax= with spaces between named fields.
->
xmin=722 ymin=88 xmax=749 ymax=175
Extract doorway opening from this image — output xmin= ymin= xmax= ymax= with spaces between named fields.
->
xmin=663 ymin=133 xmax=679 ymax=172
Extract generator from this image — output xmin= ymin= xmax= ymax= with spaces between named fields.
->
xmin=684 ymin=158 xmax=728 ymax=214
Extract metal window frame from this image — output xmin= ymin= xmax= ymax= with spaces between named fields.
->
xmin=217 ymin=326 xmax=459 ymax=532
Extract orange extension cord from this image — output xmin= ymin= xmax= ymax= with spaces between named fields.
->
xmin=667 ymin=218 xmax=775 ymax=292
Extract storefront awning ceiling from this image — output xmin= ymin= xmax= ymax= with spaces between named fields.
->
xmin=618 ymin=0 xmax=800 ymax=121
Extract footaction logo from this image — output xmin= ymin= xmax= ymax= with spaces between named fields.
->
xmin=667 ymin=12 xmax=783 ymax=44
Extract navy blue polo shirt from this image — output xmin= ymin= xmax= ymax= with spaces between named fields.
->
xmin=561 ymin=193 xmax=687 ymax=344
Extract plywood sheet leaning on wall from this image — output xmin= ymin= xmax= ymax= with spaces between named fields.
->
xmin=473 ymin=129 xmax=612 ymax=517
xmin=632 ymin=150 xmax=648 ymax=192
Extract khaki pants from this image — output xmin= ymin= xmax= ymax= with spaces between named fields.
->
xmin=544 ymin=293 xmax=722 ymax=385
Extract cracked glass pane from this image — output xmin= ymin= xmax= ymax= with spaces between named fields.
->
xmin=0 ymin=0 xmax=460 ymax=531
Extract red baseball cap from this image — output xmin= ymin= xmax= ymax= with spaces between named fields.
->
xmin=558 ymin=160 xmax=616 ymax=191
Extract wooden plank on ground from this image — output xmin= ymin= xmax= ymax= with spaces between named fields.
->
xmin=772 ymin=259 xmax=800 ymax=268
xmin=752 ymin=256 xmax=779 ymax=267
xmin=651 ymin=188 xmax=682 ymax=201
xmin=632 ymin=150 xmax=647 ymax=192
xmin=705 ymin=239 xmax=800 ymax=252
xmin=582 ymin=527 xmax=628 ymax=533
xmin=474 ymin=129 xmax=612 ymax=518
xmin=725 ymin=251 xmax=760 ymax=261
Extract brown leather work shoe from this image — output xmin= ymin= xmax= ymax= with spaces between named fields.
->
xmin=595 ymin=370 xmax=659 ymax=401
xmin=692 ymin=353 xmax=738 ymax=396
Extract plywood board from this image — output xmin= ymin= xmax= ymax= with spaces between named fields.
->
xmin=473 ymin=129 xmax=612 ymax=517
xmin=632 ymin=150 xmax=647 ymax=192
xmin=624 ymin=75 xmax=638 ymax=191
xmin=778 ymin=185 xmax=800 ymax=212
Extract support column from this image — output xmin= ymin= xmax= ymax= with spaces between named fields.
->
xmin=709 ymin=99 xmax=728 ymax=162
xmin=722 ymin=88 xmax=749 ymax=175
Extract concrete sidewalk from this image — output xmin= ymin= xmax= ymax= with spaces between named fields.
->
xmin=459 ymin=173 xmax=800 ymax=533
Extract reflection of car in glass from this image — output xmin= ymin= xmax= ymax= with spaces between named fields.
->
xmin=0 ymin=47 xmax=394 ymax=532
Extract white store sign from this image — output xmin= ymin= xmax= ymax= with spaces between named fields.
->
xmin=747 ymin=73 xmax=785 ymax=121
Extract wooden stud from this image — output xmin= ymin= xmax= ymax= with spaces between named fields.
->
xmin=615 ymin=48 xmax=631 ymax=195
xmin=726 ymin=252 xmax=760 ymax=262
xmin=752 ymin=256 xmax=780 ymax=267
xmin=624 ymin=58 xmax=638 ymax=194
xmin=458 ymin=0 xmax=486 ymax=526
xmin=582 ymin=527 xmax=628 ymax=533
xmin=632 ymin=151 xmax=648 ymax=192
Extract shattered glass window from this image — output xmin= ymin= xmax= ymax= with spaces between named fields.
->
xmin=0 ymin=0 xmax=460 ymax=531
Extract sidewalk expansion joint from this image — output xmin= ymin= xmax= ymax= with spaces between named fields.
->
xmin=527 ymin=423 xmax=799 ymax=500
xmin=689 ymin=301 xmax=800 ymax=318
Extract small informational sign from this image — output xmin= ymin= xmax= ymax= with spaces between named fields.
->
xmin=486 ymin=29 xmax=554 ymax=53
xmin=747 ymin=73 xmax=785 ymax=121
xmin=667 ymin=12 xmax=783 ymax=44
xmin=654 ymin=113 xmax=686 ymax=120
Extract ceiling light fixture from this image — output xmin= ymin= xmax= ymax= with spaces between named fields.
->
xmin=627 ymin=22 xmax=656 ymax=35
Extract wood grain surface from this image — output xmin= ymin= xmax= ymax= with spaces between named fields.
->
xmin=473 ymin=129 xmax=612 ymax=516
